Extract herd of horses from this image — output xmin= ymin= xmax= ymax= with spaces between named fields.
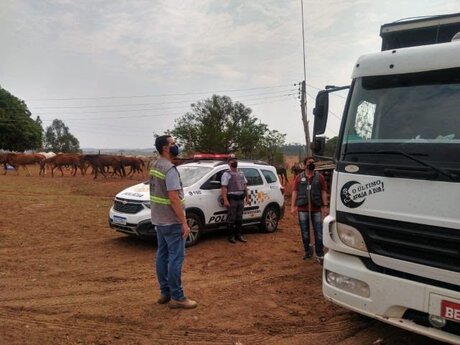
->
xmin=1 ymin=153 xmax=319 ymax=185
xmin=276 ymin=163 xmax=306 ymax=185
xmin=0 ymin=152 xmax=146 ymax=179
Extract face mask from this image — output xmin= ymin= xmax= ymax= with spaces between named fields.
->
xmin=230 ymin=162 xmax=238 ymax=168
xmin=169 ymin=145 xmax=179 ymax=157
xmin=307 ymin=163 xmax=315 ymax=171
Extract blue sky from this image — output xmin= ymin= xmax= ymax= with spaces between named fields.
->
xmin=1 ymin=0 xmax=459 ymax=149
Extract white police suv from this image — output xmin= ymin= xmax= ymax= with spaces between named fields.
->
xmin=108 ymin=156 xmax=285 ymax=246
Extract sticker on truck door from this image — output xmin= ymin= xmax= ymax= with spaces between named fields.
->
xmin=340 ymin=180 xmax=385 ymax=208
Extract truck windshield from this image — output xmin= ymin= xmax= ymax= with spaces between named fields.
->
xmin=177 ymin=165 xmax=212 ymax=187
xmin=340 ymin=67 xmax=460 ymax=180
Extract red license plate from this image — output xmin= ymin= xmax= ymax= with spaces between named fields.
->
xmin=441 ymin=300 xmax=460 ymax=323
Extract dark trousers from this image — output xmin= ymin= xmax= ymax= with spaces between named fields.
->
xmin=227 ymin=197 xmax=244 ymax=238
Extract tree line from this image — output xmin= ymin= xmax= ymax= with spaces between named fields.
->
xmin=1 ymin=87 xmax=337 ymax=164
xmin=0 ymin=87 xmax=80 ymax=153
xmin=283 ymin=138 xmax=338 ymax=161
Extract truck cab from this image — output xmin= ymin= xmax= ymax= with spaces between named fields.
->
xmin=313 ymin=13 xmax=460 ymax=344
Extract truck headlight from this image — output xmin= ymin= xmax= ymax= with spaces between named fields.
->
xmin=337 ymin=223 xmax=368 ymax=252
xmin=326 ymin=270 xmax=370 ymax=298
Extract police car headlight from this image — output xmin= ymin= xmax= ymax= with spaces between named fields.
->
xmin=326 ymin=270 xmax=370 ymax=298
xmin=337 ymin=223 xmax=368 ymax=252
xmin=143 ymin=201 xmax=151 ymax=209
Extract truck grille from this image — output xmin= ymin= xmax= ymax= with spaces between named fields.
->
xmin=113 ymin=199 xmax=144 ymax=214
xmin=337 ymin=211 xmax=460 ymax=273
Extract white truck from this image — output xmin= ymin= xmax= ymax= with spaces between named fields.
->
xmin=312 ymin=13 xmax=460 ymax=344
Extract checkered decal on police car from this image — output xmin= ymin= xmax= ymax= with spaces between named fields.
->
xmin=247 ymin=190 xmax=258 ymax=206
xmin=247 ymin=189 xmax=270 ymax=206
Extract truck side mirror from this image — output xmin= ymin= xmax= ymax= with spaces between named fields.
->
xmin=311 ymin=137 xmax=325 ymax=156
xmin=313 ymin=90 xmax=329 ymax=136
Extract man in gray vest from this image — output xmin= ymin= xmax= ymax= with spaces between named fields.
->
xmin=291 ymin=156 xmax=329 ymax=263
xmin=150 ymin=135 xmax=197 ymax=309
xmin=221 ymin=157 xmax=249 ymax=243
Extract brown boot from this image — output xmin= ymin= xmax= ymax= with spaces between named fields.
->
xmin=236 ymin=235 xmax=247 ymax=243
xmin=157 ymin=295 xmax=171 ymax=304
xmin=168 ymin=297 xmax=198 ymax=309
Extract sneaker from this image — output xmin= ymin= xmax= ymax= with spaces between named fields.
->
xmin=157 ymin=295 xmax=171 ymax=304
xmin=315 ymin=256 xmax=324 ymax=265
xmin=228 ymin=236 xmax=236 ymax=244
xmin=168 ymin=297 xmax=198 ymax=309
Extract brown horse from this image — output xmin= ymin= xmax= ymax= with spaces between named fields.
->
xmin=276 ymin=166 xmax=288 ymax=185
xmin=0 ymin=153 xmax=8 ymax=175
xmin=43 ymin=154 xmax=86 ymax=177
xmin=6 ymin=153 xmax=46 ymax=176
xmin=120 ymin=156 xmax=145 ymax=178
xmin=82 ymin=154 xmax=126 ymax=179
xmin=291 ymin=162 xmax=304 ymax=177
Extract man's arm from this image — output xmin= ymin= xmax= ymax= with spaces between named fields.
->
xmin=319 ymin=174 xmax=329 ymax=218
xmin=165 ymin=167 xmax=189 ymax=239
xmin=291 ymin=175 xmax=298 ymax=213
xmin=243 ymin=178 xmax=249 ymax=204
xmin=321 ymin=190 xmax=329 ymax=207
xmin=168 ymin=190 xmax=190 ymax=238
xmin=221 ymin=172 xmax=230 ymax=207
xmin=221 ymin=186 xmax=230 ymax=207
xmin=291 ymin=190 xmax=298 ymax=214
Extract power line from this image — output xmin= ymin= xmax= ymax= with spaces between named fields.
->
xmin=0 ymin=89 xmax=297 ymax=119
xmin=0 ymin=93 xmax=297 ymax=123
xmin=25 ymin=84 xmax=297 ymax=102
xmin=306 ymin=83 xmax=347 ymax=99
xmin=31 ymin=97 xmax=298 ymax=138
xmin=30 ymin=93 xmax=295 ymax=116
xmin=305 ymin=92 xmax=343 ymax=121
xmin=30 ymin=88 xmax=297 ymax=110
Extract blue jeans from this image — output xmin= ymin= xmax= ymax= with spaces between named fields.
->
xmin=297 ymin=211 xmax=324 ymax=257
xmin=155 ymin=224 xmax=185 ymax=301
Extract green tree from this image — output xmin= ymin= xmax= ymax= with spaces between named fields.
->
xmin=255 ymin=129 xmax=286 ymax=165
xmin=171 ymin=95 xmax=283 ymax=160
xmin=0 ymin=87 xmax=43 ymax=151
xmin=324 ymin=136 xmax=338 ymax=157
xmin=44 ymin=119 xmax=81 ymax=153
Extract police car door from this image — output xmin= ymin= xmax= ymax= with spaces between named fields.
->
xmin=200 ymin=169 xmax=227 ymax=227
xmin=239 ymin=167 xmax=265 ymax=222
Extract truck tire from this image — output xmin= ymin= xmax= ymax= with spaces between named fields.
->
xmin=260 ymin=205 xmax=279 ymax=233
xmin=185 ymin=212 xmax=202 ymax=247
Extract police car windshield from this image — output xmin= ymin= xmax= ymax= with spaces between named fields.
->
xmin=177 ymin=165 xmax=212 ymax=187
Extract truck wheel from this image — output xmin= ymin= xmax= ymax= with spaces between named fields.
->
xmin=186 ymin=212 xmax=202 ymax=247
xmin=260 ymin=205 xmax=279 ymax=233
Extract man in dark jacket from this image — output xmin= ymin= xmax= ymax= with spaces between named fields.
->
xmin=291 ymin=156 xmax=329 ymax=262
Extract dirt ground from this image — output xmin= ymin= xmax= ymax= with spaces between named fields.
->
xmin=0 ymin=167 xmax=447 ymax=345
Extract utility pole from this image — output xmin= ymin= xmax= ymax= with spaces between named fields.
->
xmin=300 ymin=0 xmax=311 ymax=157
xmin=300 ymin=80 xmax=311 ymax=157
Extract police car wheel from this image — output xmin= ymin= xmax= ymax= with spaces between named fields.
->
xmin=260 ymin=206 xmax=279 ymax=233
xmin=185 ymin=212 xmax=202 ymax=247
